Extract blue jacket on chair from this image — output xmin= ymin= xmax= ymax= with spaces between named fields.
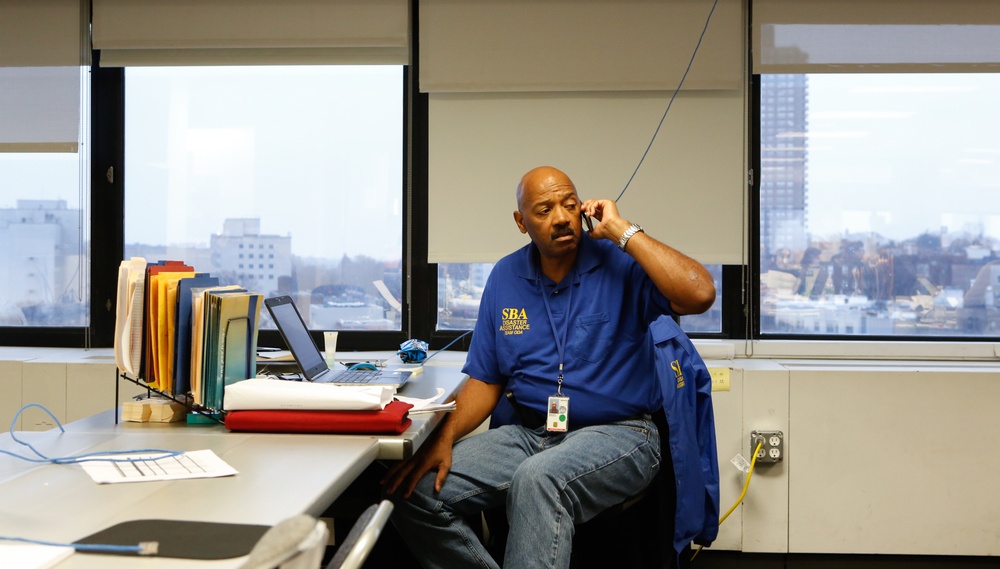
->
xmin=650 ymin=315 xmax=720 ymax=559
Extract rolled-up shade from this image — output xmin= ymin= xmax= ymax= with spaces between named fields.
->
xmin=753 ymin=0 xmax=1000 ymax=73
xmin=92 ymin=0 xmax=410 ymax=66
xmin=423 ymin=0 xmax=747 ymax=265
xmin=420 ymin=0 xmax=743 ymax=92
xmin=427 ymin=90 xmax=746 ymax=265
xmin=0 ymin=0 xmax=85 ymax=153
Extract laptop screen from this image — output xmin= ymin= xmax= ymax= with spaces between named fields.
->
xmin=264 ymin=296 xmax=329 ymax=380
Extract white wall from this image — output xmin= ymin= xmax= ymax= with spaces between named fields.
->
xmin=707 ymin=356 xmax=1000 ymax=556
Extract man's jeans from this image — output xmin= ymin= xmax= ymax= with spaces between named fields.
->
xmin=390 ymin=416 xmax=661 ymax=569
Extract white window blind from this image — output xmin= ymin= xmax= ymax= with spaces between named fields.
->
xmin=753 ymin=0 xmax=1000 ymax=74
xmin=422 ymin=0 xmax=747 ymax=264
xmin=92 ymin=0 xmax=410 ymax=66
xmin=427 ymin=90 xmax=745 ymax=265
xmin=0 ymin=0 xmax=86 ymax=152
xmin=420 ymin=0 xmax=743 ymax=93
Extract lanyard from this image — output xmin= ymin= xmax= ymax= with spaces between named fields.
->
xmin=539 ymin=273 xmax=574 ymax=396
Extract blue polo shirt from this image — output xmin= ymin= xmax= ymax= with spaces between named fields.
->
xmin=462 ymin=236 xmax=674 ymax=427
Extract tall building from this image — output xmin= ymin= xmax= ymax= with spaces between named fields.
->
xmin=759 ymin=73 xmax=809 ymax=260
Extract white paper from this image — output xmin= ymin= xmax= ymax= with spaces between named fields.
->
xmin=257 ymin=350 xmax=294 ymax=360
xmin=113 ymin=257 xmax=147 ymax=376
xmin=407 ymin=401 xmax=457 ymax=415
xmin=396 ymin=387 xmax=457 ymax=414
xmin=80 ymin=449 xmax=238 ymax=484
xmin=224 ymin=377 xmax=395 ymax=411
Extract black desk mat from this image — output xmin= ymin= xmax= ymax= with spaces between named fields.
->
xmin=74 ymin=519 xmax=270 ymax=559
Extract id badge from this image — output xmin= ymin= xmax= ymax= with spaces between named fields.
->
xmin=546 ymin=395 xmax=570 ymax=432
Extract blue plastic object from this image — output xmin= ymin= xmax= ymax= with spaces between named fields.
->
xmin=397 ymin=339 xmax=429 ymax=364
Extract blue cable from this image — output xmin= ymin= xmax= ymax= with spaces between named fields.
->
xmin=616 ymin=0 xmax=720 ymax=203
xmin=422 ymin=330 xmax=473 ymax=364
xmin=3 ymin=403 xmax=181 ymax=465
xmin=2 ymin=404 xmax=174 ymax=556
xmin=0 ymin=535 xmax=158 ymax=555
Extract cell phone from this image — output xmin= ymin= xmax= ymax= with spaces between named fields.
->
xmin=581 ymin=210 xmax=594 ymax=232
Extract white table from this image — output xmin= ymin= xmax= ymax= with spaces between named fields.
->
xmin=0 ymin=365 xmax=467 ymax=568
xmin=0 ymin=429 xmax=378 ymax=568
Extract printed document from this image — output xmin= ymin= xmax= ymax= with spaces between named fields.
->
xmin=80 ymin=449 xmax=238 ymax=484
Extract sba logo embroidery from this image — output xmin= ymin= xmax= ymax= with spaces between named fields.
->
xmin=671 ymin=360 xmax=686 ymax=389
xmin=500 ymin=308 xmax=530 ymax=335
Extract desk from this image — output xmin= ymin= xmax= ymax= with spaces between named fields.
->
xmin=0 ymin=429 xmax=377 ymax=568
xmin=0 ymin=365 xmax=467 ymax=568
xmin=104 ymin=365 xmax=467 ymax=460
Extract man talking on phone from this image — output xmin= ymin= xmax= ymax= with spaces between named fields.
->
xmin=383 ymin=165 xmax=715 ymax=569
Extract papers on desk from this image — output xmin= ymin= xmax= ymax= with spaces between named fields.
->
xmin=407 ymin=401 xmax=457 ymax=415
xmin=113 ymin=257 xmax=265 ymax=418
xmin=0 ymin=544 xmax=73 ymax=569
xmin=80 ymin=450 xmax=238 ymax=484
xmin=114 ymin=257 xmax=147 ymax=377
xmin=257 ymin=349 xmax=294 ymax=361
xmin=395 ymin=387 xmax=457 ymax=414
xmin=223 ymin=377 xmax=395 ymax=411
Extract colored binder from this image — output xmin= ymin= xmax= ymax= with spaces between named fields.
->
xmin=172 ymin=274 xmax=220 ymax=396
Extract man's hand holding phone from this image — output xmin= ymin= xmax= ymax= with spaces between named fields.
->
xmin=580 ymin=199 xmax=631 ymax=244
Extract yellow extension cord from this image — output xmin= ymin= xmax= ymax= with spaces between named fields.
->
xmin=690 ymin=439 xmax=764 ymax=563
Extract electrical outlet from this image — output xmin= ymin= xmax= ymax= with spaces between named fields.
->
xmin=750 ymin=430 xmax=783 ymax=464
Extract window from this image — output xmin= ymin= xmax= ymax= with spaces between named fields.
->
xmin=680 ymin=264 xmax=723 ymax=334
xmin=760 ymin=73 xmax=1000 ymax=337
xmin=124 ymin=66 xmax=404 ymax=332
xmin=438 ymin=262 xmax=725 ymax=335
xmin=438 ymin=263 xmax=493 ymax=330
xmin=0 ymin=153 xmax=89 ymax=327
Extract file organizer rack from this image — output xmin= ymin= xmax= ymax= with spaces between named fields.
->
xmin=114 ymin=370 xmax=226 ymax=425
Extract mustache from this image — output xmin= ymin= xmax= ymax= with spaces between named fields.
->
xmin=551 ymin=226 xmax=576 ymax=240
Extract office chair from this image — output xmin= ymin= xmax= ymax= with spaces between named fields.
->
xmin=240 ymin=514 xmax=330 ymax=569
xmin=325 ymin=499 xmax=394 ymax=569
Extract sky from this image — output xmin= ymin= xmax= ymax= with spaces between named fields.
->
xmin=122 ymin=66 xmax=404 ymax=261
xmin=802 ymin=73 xmax=1000 ymax=243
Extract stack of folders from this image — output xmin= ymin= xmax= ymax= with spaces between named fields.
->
xmin=114 ymin=257 xmax=263 ymax=415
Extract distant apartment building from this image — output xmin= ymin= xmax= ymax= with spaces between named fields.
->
xmin=0 ymin=200 xmax=84 ymax=324
xmin=210 ymin=218 xmax=292 ymax=296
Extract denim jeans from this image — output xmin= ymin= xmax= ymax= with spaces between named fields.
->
xmin=390 ymin=416 xmax=661 ymax=569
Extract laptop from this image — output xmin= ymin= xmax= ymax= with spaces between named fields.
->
xmin=263 ymin=295 xmax=411 ymax=387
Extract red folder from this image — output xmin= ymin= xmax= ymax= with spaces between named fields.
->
xmin=224 ymin=400 xmax=414 ymax=434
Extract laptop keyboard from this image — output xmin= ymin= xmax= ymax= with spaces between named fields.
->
xmin=334 ymin=369 xmax=384 ymax=383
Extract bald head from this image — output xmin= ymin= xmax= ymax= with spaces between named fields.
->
xmin=516 ymin=166 xmax=577 ymax=211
